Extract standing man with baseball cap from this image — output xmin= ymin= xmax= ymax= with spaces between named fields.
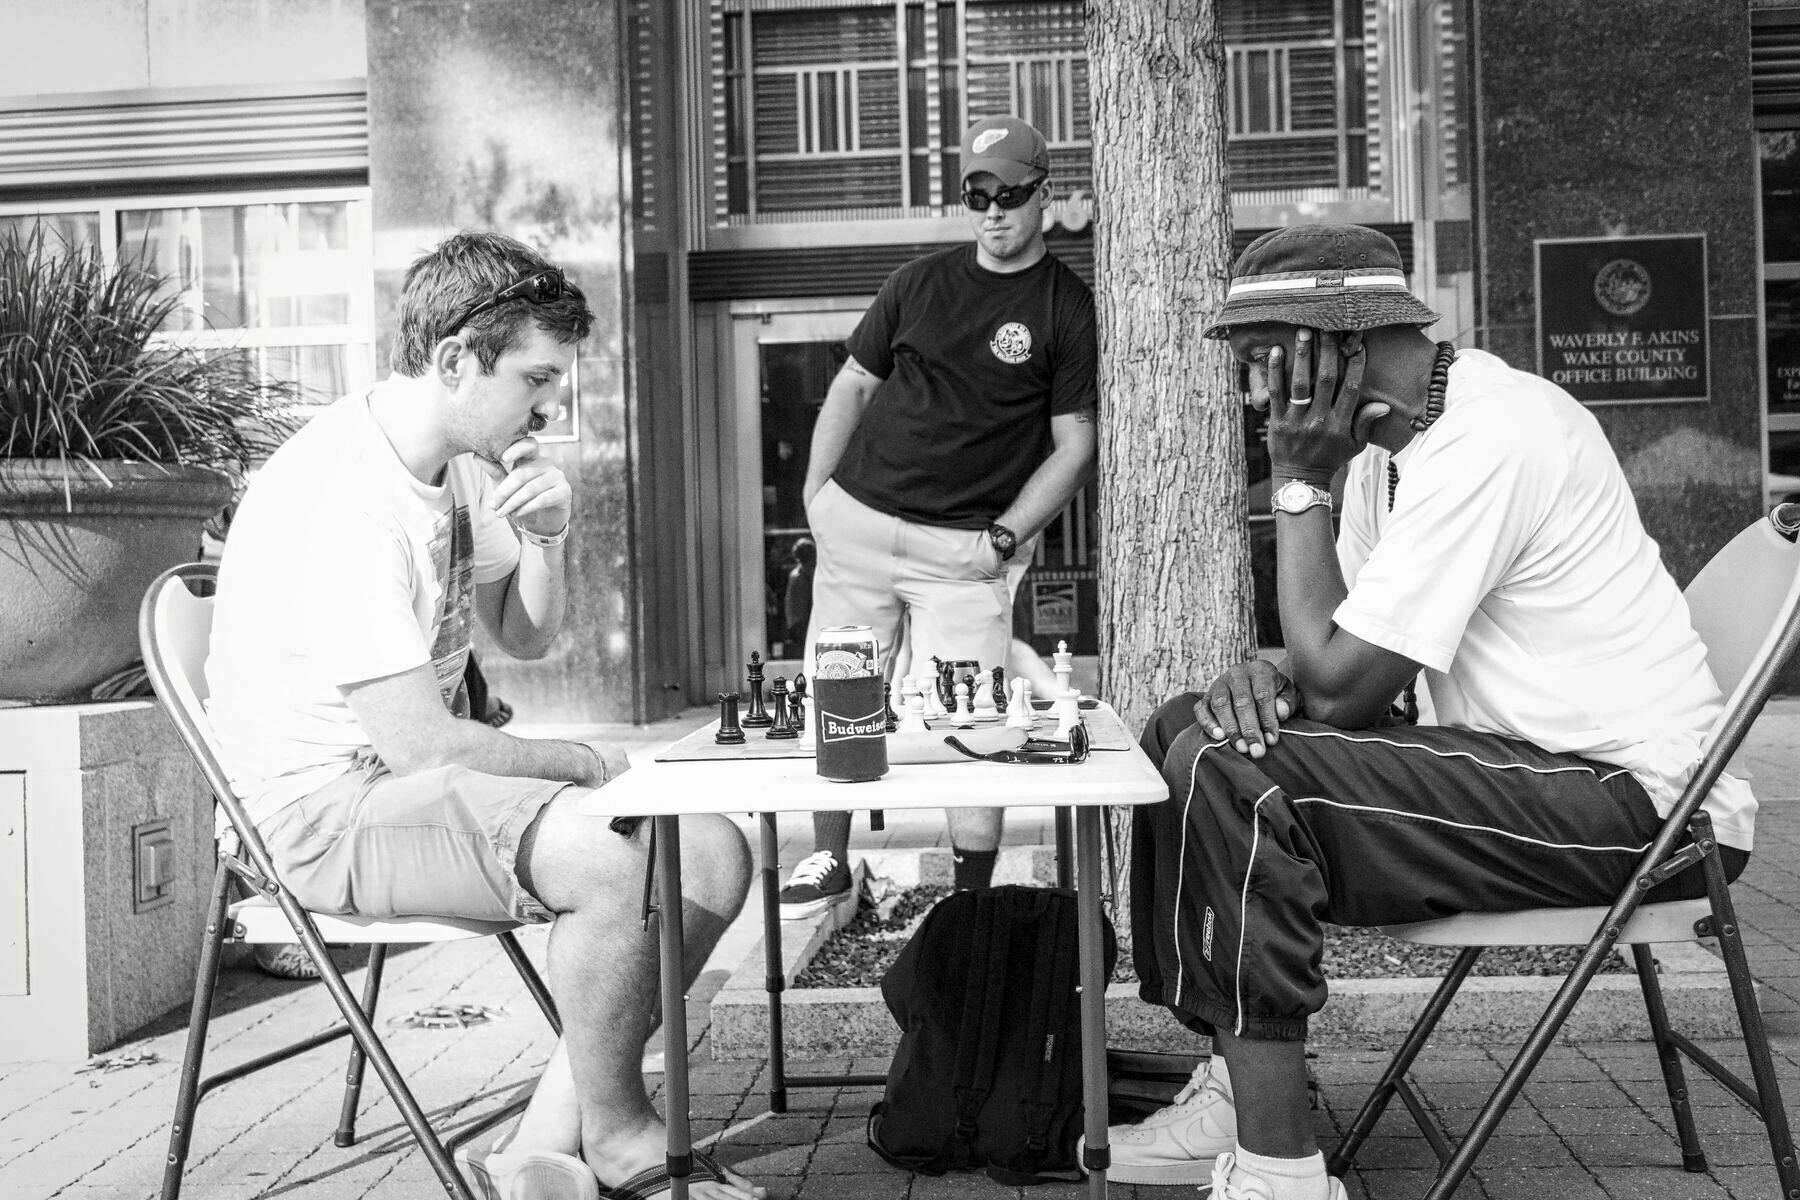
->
xmin=777 ymin=115 xmax=1098 ymax=916
xmin=1099 ymin=224 xmax=1754 ymax=1198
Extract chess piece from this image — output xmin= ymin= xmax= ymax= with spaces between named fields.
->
xmin=898 ymin=688 xmax=930 ymax=734
xmin=1053 ymin=639 xmax=1074 ymax=697
xmin=972 ymin=670 xmax=998 ymax=717
xmin=742 ymin=652 xmax=773 ymax=728
xmin=715 ymin=692 xmax=746 ymax=745
xmin=951 ymin=678 xmax=976 ymax=727
xmin=790 ymin=673 xmax=808 ymax=733
xmin=883 ymin=681 xmax=898 ymax=733
xmin=765 ymin=676 xmax=798 ymax=739
xmin=991 ymin=666 xmax=1006 ymax=712
xmin=1006 ymin=678 xmax=1034 ymax=729
xmin=1053 ymin=687 xmax=1082 ymax=741
xmin=923 ymin=670 xmax=949 ymax=719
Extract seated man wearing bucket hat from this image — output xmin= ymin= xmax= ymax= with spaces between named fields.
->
xmin=1102 ymin=224 xmax=1755 ymax=1199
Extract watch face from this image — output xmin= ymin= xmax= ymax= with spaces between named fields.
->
xmin=1273 ymin=481 xmax=1324 ymax=513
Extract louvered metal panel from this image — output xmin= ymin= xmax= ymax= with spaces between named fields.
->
xmin=755 ymin=156 xmax=902 ymax=211
xmin=1754 ymin=8 xmax=1800 ymax=125
xmin=0 ymin=86 xmax=367 ymax=193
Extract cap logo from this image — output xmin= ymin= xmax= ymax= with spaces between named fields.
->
xmin=972 ymin=129 xmax=1010 ymax=155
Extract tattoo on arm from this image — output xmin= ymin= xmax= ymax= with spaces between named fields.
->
xmin=845 ymin=359 xmax=877 ymax=380
xmin=1073 ymin=407 xmax=1096 ymax=424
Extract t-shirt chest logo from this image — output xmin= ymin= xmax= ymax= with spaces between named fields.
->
xmin=989 ymin=322 xmax=1033 ymax=365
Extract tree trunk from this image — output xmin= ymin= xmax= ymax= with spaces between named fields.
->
xmin=1087 ymin=0 xmax=1254 ymax=924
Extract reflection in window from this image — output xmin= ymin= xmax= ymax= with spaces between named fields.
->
xmin=0 ymin=210 xmax=101 ymax=252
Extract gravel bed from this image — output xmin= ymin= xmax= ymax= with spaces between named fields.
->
xmin=793 ymin=886 xmax=1629 ymax=989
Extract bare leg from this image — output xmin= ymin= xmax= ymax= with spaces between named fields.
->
xmin=1214 ymin=1031 xmax=1315 ymax=1157
xmin=508 ymin=1040 xmax=581 ymax=1155
xmin=947 ymin=807 xmax=1004 ymax=853
xmin=521 ymin=799 xmax=762 ymax=1199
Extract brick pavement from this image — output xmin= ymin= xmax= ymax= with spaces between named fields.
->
xmin=4 ymin=704 xmax=1799 ymax=1200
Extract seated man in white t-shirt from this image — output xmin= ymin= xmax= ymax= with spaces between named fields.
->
xmin=207 ymin=232 xmax=763 ymax=1200
xmin=1104 ymin=225 xmax=1754 ymax=1200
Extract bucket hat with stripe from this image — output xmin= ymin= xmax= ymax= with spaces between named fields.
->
xmin=1201 ymin=224 xmax=1440 ymax=339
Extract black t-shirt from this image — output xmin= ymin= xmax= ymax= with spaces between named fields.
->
xmin=834 ymin=244 xmax=1097 ymax=528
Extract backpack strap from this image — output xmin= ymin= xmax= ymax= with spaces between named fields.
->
xmin=949 ymin=890 xmax=1011 ymax=1169
xmin=983 ymin=894 xmax=1084 ymax=1186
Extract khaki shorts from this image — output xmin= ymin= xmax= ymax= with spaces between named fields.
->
xmin=804 ymin=479 xmax=1016 ymax=678
xmin=258 ymin=758 xmax=576 ymax=924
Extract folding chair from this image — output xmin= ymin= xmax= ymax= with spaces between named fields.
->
xmin=140 ymin=563 xmax=563 ymax=1200
xmin=1328 ymin=506 xmax=1800 ymax=1198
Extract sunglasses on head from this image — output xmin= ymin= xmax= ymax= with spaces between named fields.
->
xmin=961 ymin=175 xmax=1047 ymax=213
xmin=943 ymin=722 xmax=1091 ymax=765
xmin=441 ymin=267 xmax=570 ymax=342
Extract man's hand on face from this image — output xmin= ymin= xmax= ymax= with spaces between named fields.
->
xmin=1194 ymin=659 xmax=1301 ymax=759
xmin=485 ymin=437 xmax=572 ymax=539
xmin=1264 ymin=327 xmax=1390 ymax=487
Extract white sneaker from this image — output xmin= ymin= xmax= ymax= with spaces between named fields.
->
xmin=1080 ymin=1056 xmax=1236 ymax=1184
xmin=1207 ymin=1150 xmax=1346 ymax=1200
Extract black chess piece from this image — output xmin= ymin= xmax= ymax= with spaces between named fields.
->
xmin=790 ymin=673 xmax=808 ymax=732
xmin=883 ymin=681 xmax=898 ymax=733
xmin=961 ymin=673 xmax=977 ymax=711
xmin=742 ymin=651 xmax=772 ymax=727
xmin=764 ymin=676 xmax=798 ymax=739
xmin=932 ymin=655 xmax=950 ymax=707
xmin=715 ymin=692 xmax=746 ymax=745
xmin=991 ymin=666 xmax=1006 ymax=711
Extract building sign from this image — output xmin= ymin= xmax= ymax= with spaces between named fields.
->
xmin=1535 ymin=234 xmax=1708 ymax=405
xmin=1030 ymin=580 xmax=1080 ymax=637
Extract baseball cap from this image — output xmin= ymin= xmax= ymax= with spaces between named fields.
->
xmin=959 ymin=116 xmax=1050 ymax=188
xmin=1202 ymin=224 xmax=1440 ymax=339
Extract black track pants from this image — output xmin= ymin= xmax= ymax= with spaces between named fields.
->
xmin=1129 ymin=694 xmax=1745 ymax=1042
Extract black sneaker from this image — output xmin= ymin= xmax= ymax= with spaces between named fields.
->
xmin=778 ymin=851 xmax=853 ymax=919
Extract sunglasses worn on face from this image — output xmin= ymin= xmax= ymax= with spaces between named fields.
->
xmin=441 ymin=268 xmax=570 ymax=342
xmin=944 ymin=723 xmax=1092 ymax=765
xmin=961 ymin=176 xmax=1047 ymax=213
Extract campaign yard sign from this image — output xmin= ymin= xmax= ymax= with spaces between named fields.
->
xmin=1535 ymin=234 xmax=1708 ymax=405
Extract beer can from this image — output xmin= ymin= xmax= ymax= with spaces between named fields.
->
xmin=814 ymin=624 xmax=879 ymax=679
xmin=814 ymin=672 xmax=889 ymax=783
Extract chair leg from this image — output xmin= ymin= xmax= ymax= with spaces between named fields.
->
xmin=334 ymin=944 xmax=389 ymax=1148
xmin=161 ymin=861 xmax=234 ymax=1200
xmin=1329 ymin=946 xmax=1482 ymax=1175
xmin=497 ymin=930 xmax=562 ymax=1036
xmin=1631 ymin=943 xmax=1707 ymax=1172
xmin=272 ymin=891 xmax=475 ymax=1200
xmin=1701 ymin=853 xmax=1800 ymax=1198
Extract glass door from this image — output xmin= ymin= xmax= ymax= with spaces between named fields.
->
xmin=730 ymin=307 xmax=864 ymax=677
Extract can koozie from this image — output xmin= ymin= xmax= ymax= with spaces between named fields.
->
xmin=813 ymin=673 xmax=889 ymax=782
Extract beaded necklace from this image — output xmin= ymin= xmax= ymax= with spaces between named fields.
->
xmin=1386 ymin=340 xmax=1457 ymax=723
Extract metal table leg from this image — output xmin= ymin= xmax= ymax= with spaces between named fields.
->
xmin=655 ymin=815 xmax=692 ymax=1200
xmin=1075 ymin=806 xmax=1109 ymax=1199
xmin=759 ymin=813 xmax=789 ymax=1112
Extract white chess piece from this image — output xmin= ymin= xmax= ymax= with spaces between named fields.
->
xmin=923 ymin=672 xmax=949 ymax=719
xmin=972 ymin=672 xmax=998 ymax=716
xmin=1006 ymin=678 xmax=1034 ymax=729
xmin=952 ymin=680 xmax=976 ymax=727
xmin=899 ymin=689 xmax=929 ymax=734
xmin=1052 ymin=639 xmax=1074 ymax=697
xmin=1053 ymin=687 xmax=1083 ymax=740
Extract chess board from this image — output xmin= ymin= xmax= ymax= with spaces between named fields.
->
xmin=654 ymin=700 xmax=1136 ymax=763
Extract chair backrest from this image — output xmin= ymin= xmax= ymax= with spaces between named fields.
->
xmin=1683 ymin=507 xmax=1800 ymax=746
xmin=138 ymin=563 xmax=260 ymax=853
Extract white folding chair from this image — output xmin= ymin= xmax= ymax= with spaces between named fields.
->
xmin=1328 ymin=507 xmax=1800 ymax=1197
xmin=140 ymin=563 xmax=562 ymax=1200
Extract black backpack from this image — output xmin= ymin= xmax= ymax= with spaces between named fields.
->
xmin=867 ymin=885 xmax=1116 ymax=1185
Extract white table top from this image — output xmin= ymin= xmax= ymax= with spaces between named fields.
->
xmin=581 ymin=703 xmax=1169 ymax=818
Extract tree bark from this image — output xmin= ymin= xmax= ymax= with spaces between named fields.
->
xmin=1087 ymin=0 xmax=1254 ymax=922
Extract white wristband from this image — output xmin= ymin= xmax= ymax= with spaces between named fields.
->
xmin=519 ymin=522 xmax=570 ymax=548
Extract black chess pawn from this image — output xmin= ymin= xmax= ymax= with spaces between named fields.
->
xmin=991 ymin=666 xmax=1006 ymax=711
xmin=764 ymin=676 xmax=798 ymax=739
xmin=938 ymin=659 xmax=957 ymax=708
xmin=790 ymin=673 xmax=808 ymax=732
xmin=742 ymin=651 xmax=773 ymax=727
xmin=714 ymin=692 xmax=746 ymax=745
xmin=883 ymin=681 xmax=898 ymax=733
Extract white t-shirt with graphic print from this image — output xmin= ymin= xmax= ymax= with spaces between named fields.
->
xmin=1333 ymin=348 xmax=1756 ymax=851
xmin=207 ymin=381 xmax=521 ymax=826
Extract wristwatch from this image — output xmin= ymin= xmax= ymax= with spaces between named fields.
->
xmin=987 ymin=522 xmax=1019 ymax=562
xmin=1270 ymin=480 xmax=1333 ymax=516
xmin=518 ymin=522 xmax=571 ymax=548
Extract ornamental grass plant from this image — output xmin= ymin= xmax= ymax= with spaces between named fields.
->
xmin=0 ymin=221 xmax=300 ymax=492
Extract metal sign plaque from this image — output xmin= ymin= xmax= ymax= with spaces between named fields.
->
xmin=1534 ymin=234 xmax=1708 ymax=405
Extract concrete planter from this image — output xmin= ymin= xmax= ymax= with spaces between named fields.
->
xmin=710 ymin=849 xmax=1747 ymax=1059
xmin=0 ymin=459 xmax=232 ymax=703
